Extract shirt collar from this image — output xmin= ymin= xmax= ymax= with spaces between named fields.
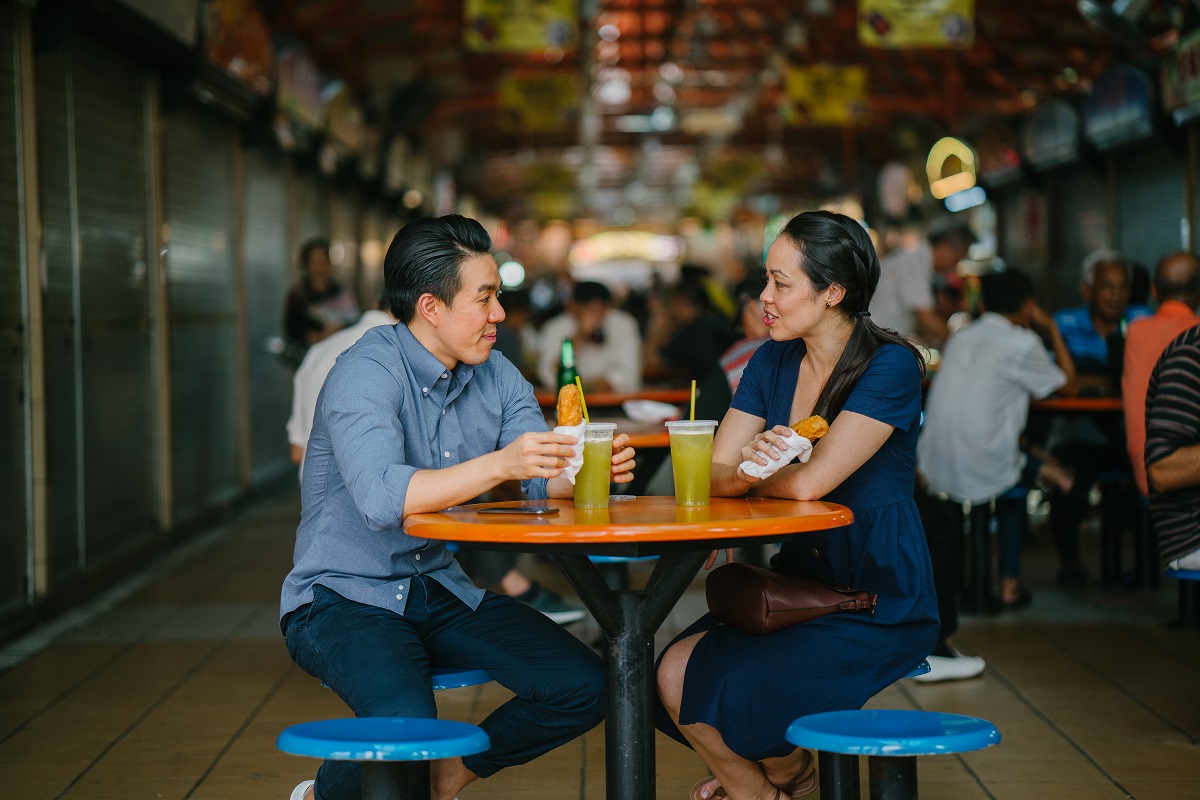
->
xmin=1157 ymin=300 xmax=1198 ymax=318
xmin=394 ymin=323 xmax=475 ymax=400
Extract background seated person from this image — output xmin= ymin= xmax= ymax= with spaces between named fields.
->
xmin=536 ymin=280 xmax=642 ymax=393
xmin=919 ymin=268 xmax=1076 ymax=615
xmin=643 ymin=275 xmax=737 ymax=385
xmin=1146 ymin=323 xmax=1200 ymax=572
xmin=1046 ymin=249 xmax=1144 ymax=586
xmin=1122 ymin=252 xmax=1200 ymax=498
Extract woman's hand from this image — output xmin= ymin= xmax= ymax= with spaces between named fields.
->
xmin=609 ymin=434 xmax=636 ymax=484
xmin=704 ymin=549 xmax=735 ymax=570
xmin=740 ymin=425 xmax=795 ymax=467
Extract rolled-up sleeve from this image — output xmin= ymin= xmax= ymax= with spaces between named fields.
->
xmin=323 ymin=356 xmax=419 ymax=531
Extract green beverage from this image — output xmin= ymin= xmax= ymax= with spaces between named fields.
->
xmin=667 ymin=420 xmax=716 ymax=506
xmin=574 ymin=423 xmax=616 ymax=509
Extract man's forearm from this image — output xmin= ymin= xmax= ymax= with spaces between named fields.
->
xmin=403 ymin=452 xmax=508 ymax=516
xmin=1148 ymin=443 xmax=1200 ymax=493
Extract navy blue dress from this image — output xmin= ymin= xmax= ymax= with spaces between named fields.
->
xmin=655 ymin=339 xmax=939 ymax=761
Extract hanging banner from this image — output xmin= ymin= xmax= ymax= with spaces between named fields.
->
xmin=499 ymin=72 xmax=580 ymax=131
xmin=202 ymin=0 xmax=274 ymax=95
xmin=858 ymin=0 xmax=974 ymax=49
xmin=1162 ymin=29 xmax=1200 ymax=122
xmin=784 ymin=65 xmax=869 ymax=126
xmin=1084 ymin=65 xmax=1153 ymax=150
xmin=464 ymin=0 xmax=577 ymax=54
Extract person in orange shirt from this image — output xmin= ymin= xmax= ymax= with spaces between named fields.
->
xmin=1122 ymin=252 xmax=1200 ymax=496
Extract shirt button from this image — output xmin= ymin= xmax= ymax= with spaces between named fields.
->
xmin=442 ymin=372 xmax=449 ymax=379
xmin=422 ymin=387 xmax=428 ymax=394
xmin=811 ymin=547 xmax=820 ymax=557
xmin=415 ymin=553 xmax=421 ymax=561
xmin=444 ymin=451 xmax=450 ymax=458
xmin=395 ymin=593 xmax=403 ymax=600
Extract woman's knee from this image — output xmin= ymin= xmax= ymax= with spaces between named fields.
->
xmin=655 ymin=641 xmax=690 ymax=716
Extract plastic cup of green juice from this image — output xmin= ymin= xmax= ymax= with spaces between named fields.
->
xmin=666 ymin=420 xmax=716 ymax=506
xmin=574 ymin=422 xmax=616 ymax=510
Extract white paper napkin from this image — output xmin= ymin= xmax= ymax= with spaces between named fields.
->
xmin=738 ymin=429 xmax=814 ymax=479
xmin=553 ymin=423 xmax=586 ymax=484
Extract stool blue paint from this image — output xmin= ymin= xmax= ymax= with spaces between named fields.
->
xmin=786 ymin=709 xmax=1000 ymax=800
xmin=323 ymin=668 xmax=491 ymax=693
xmin=903 ymin=660 xmax=931 ymax=678
xmin=277 ymin=717 xmax=489 ymax=800
xmin=429 ymin=668 xmax=492 ymax=691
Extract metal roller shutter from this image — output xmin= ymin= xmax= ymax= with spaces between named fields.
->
xmin=243 ymin=147 xmax=292 ymax=482
xmin=164 ymin=103 xmax=239 ymax=519
xmin=1052 ymin=165 xmax=1107 ymax=307
xmin=329 ymin=188 xmax=360 ymax=303
xmin=71 ymin=33 xmax=156 ymax=563
xmin=295 ymin=170 xmax=327 ymax=263
xmin=35 ymin=40 xmax=81 ymax=578
xmin=0 ymin=5 xmax=29 ymax=611
xmin=1117 ymin=145 xmax=1186 ymax=268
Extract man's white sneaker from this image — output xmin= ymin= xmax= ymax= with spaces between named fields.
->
xmin=911 ymin=654 xmax=986 ymax=683
xmin=289 ymin=779 xmax=315 ymax=800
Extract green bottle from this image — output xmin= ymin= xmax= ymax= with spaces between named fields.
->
xmin=557 ymin=339 xmax=579 ymax=389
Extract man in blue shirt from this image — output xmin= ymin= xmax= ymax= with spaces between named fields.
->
xmin=1047 ymin=249 xmax=1146 ymax=586
xmin=280 ymin=215 xmax=636 ymax=800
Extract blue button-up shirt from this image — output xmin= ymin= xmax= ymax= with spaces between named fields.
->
xmin=1054 ymin=304 xmax=1151 ymax=375
xmin=280 ymin=322 xmax=549 ymax=622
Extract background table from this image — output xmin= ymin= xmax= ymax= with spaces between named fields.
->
xmin=534 ymin=387 xmax=691 ymax=410
xmin=405 ymin=496 xmax=853 ymax=800
xmin=1030 ymin=396 xmax=1122 ymax=413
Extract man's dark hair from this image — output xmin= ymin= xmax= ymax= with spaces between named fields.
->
xmin=928 ymin=222 xmax=976 ymax=250
xmin=572 ymin=281 xmax=612 ymax=304
xmin=299 ymin=238 xmax=330 ymax=270
xmin=1153 ymin=252 xmax=1200 ymax=303
xmin=734 ymin=271 xmax=767 ymax=306
xmin=383 ymin=215 xmax=492 ymax=323
xmin=980 ymin=268 xmax=1033 ymax=316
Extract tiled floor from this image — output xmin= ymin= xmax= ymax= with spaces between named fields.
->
xmin=1 ymin=486 xmax=1197 ymax=800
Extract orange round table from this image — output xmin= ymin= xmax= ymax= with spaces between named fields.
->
xmin=1030 ymin=396 xmax=1123 ymax=413
xmin=405 ymin=496 xmax=853 ymax=800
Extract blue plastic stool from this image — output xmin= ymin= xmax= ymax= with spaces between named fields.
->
xmin=904 ymin=660 xmax=931 ymax=679
xmin=1165 ymin=567 xmax=1200 ymax=628
xmin=786 ymin=709 xmax=1000 ymax=800
xmin=588 ymin=554 xmax=657 ymax=590
xmin=429 ymin=668 xmax=492 ymax=691
xmin=323 ymin=668 xmax=491 ymax=692
xmin=277 ymin=717 xmax=489 ymax=800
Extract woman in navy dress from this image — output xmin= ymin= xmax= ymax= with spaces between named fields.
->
xmin=655 ymin=211 xmax=939 ymax=800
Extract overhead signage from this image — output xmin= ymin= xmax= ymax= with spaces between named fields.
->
xmin=276 ymin=45 xmax=323 ymax=132
xmin=784 ymin=65 xmax=869 ymax=126
xmin=974 ymin=123 xmax=1022 ymax=187
xmin=858 ymin=0 xmax=974 ymax=49
xmin=202 ymin=0 xmax=274 ymax=96
xmin=1021 ymin=100 xmax=1079 ymax=170
xmin=464 ymin=0 xmax=577 ymax=54
xmin=499 ymin=72 xmax=580 ymax=131
xmin=1084 ymin=65 xmax=1153 ymax=150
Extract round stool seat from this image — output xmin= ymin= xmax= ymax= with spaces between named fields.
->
xmin=276 ymin=717 xmax=490 ymax=762
xmin=904 ymin=660 xmax=931 ymax=678
xmin=786 ymin=710 xmax=1000 ymax=757
xmin=587 ymin=555 xmax=657 ymax=563
xmin=430 ymin=668 xmax=492 ymax=691
xmin=1165 ymin=567 xmax=1200 ymax=581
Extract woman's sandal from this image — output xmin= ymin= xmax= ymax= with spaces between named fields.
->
xmin=689 ymin=774 xmax=727 ymax=800
xmin=763 ymin=749 xmax=818 ymax=799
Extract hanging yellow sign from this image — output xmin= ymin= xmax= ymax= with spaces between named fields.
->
xmin=784 ymin=65 xmax=869 ymax=126
xmin=499 ymin=73 xmax=580 ymax=131
xmin=858 ymin=0 xmax=974 ymax=49
xmin=464 ymin=0 xmax=577 ymax=53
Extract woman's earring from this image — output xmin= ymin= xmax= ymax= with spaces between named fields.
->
xmin=825 ymin=301 xmax=831 ymax=308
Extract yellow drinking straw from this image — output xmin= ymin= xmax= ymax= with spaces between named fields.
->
xmin=690 ymin=379 xmax=696 ymax=421
xmin=574 ymin=376 xmax=590 ymax=423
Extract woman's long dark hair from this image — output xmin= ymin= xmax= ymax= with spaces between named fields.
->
xmin=777 ymin=210 xmax=926 ymax=422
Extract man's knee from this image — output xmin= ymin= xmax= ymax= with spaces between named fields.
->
xmin=538 ymin=648 xmax=606 ymax=727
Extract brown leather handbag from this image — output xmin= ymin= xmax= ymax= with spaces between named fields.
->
xmin=705 ymin=562 xmax=877 ymax=636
